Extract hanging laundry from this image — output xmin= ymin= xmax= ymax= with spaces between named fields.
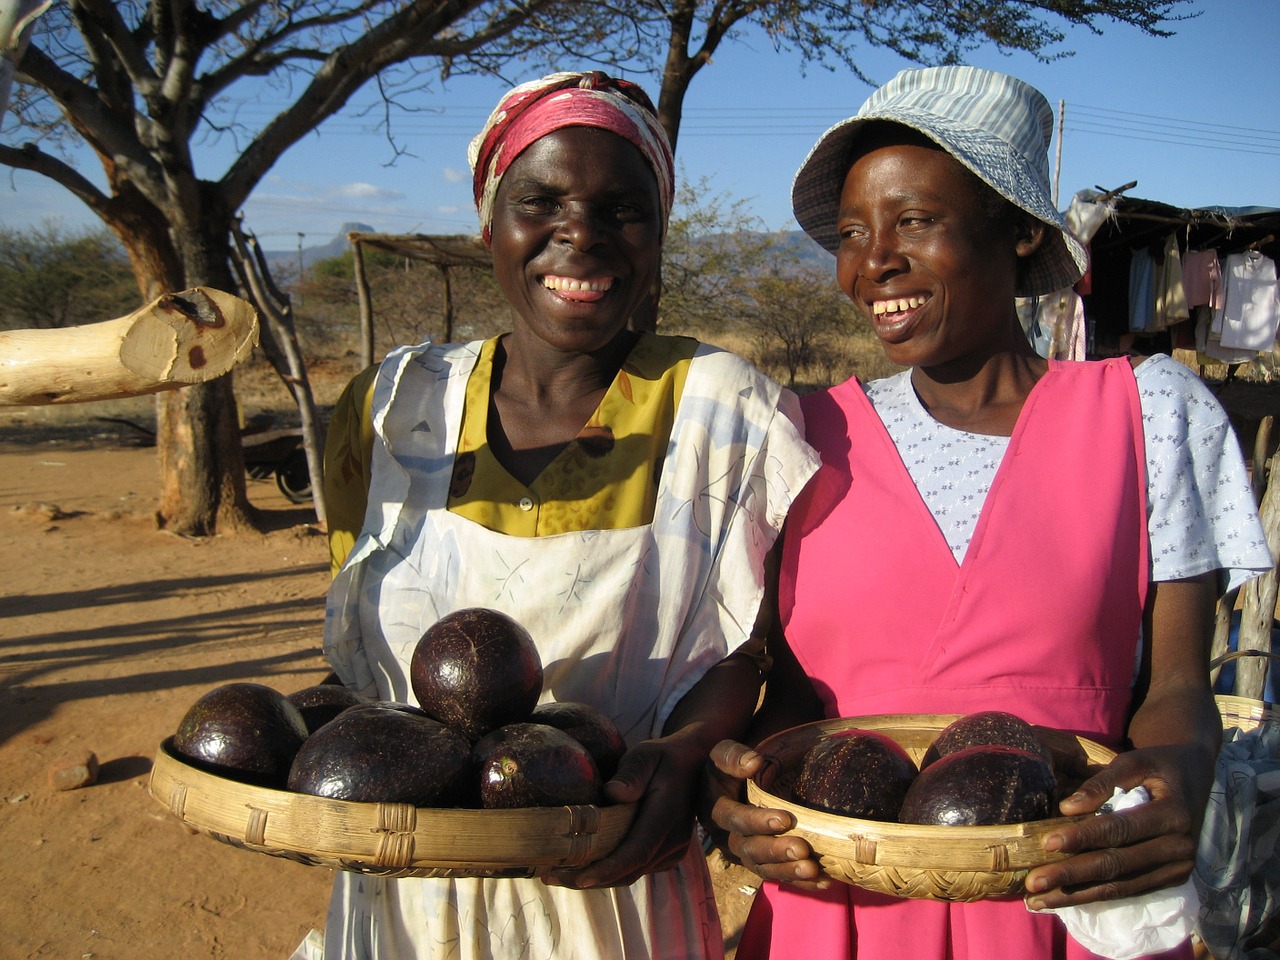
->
xmin=1182 ymin=249 xmax=1224 ymax=310
xmin=1153 ymin=233 xmax=1190 ymax=330
xmin=1217 ymin=250 xmax=1280 ymax=352
xmin=1196 ymin=304 xmax=1257 ymax=366
xmin=1128 ymin=246 xmax=1156 ymax=332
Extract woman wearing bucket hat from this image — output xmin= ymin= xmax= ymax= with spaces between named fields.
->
xmin=706 ymin=65 xmax=1272 ymax=960
xmin=297 ymin=71 xmax=819 ymax=959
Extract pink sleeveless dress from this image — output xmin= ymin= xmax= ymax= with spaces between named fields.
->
xmin=739 ymin=358 xmax=1193 ymax=960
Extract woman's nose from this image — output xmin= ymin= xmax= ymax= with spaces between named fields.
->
xmin=555 ymin=203 xmax=603 ymax=249
xmin=859 ymin=230 xmax=908 ymax=281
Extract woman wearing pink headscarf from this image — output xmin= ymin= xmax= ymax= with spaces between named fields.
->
xmin=300 ymin=72 xmax=819 ymax=959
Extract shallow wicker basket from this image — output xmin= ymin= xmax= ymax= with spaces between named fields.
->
xmin=148 ymin=737 xmax=636 ymax=878
xmin=1215 ymin=693 xmax=1279 ymax=734
xmin=1212 ymin=649 xmax=1280 ymax=734
xmin=745 ymin=714 xmax=1117 ymax=903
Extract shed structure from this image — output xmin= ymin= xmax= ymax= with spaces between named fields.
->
xmin=346 ymin=231 xmax=493 ymax=369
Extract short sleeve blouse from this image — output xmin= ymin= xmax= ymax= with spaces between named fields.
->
xmin=863 ymin=354 xmax=1272 ymax=592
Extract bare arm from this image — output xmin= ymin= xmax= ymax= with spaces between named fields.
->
xmin=704 ymin=597 xmax=831 ymax=889
xmin=1023 ymin=572 xmax=1221 ymax=908
xmin=546 ymin=554 xmax=780 ymax=889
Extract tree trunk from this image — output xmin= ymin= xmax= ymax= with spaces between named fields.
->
xmin=112 ymin=194 xmax=258 ymax=537
xmin=155 ymin=374 xmax=256 ymax=535
xmin=1234 ymin=440 xmax=1280 ymax=699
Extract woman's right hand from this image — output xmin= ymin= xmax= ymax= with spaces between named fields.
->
xmin=707 ymin=740 xmax=831 ymax=890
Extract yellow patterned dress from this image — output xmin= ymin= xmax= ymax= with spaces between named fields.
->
xmin=323 ymin=332 xmax=697 ymax=573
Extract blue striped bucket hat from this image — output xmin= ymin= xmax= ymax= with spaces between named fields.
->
xmin=791 ymin=65 xmax=1089 ymax=297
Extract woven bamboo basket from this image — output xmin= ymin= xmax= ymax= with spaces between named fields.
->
xmin=148 ymin=737 xmax=636 ymax=878
xmin=745 ymin=714 xmax=1117 ymax=902
xmin=1211 ymin=650 xmax=1279 ymax=734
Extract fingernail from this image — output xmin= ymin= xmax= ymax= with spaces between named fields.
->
xmin=1042 ymin=834 xmax=1064 ymax=853
xmin=1064 ymin=792 xmax=1085 ymax=803
xmin=766 ymin=817 xmax=787 ymax=831
xmin=1027 ymin=875 xmax=1048 ymax=893
xmin=1026 ymin=897 xmax=1046 ymax=911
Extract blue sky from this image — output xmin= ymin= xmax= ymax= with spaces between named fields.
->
xmin=2 ymin=0 xmax=1278 ymax=251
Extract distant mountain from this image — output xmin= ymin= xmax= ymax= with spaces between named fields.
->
xmin=263 ymin=222 xmax=375 ymax=272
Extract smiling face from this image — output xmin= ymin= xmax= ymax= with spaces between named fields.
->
xmin=489 ymin=127 xmax=662 ymax=357
xmin=834 ymin=130 xmax=1044 ymax=372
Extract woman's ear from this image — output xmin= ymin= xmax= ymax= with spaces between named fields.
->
xmin=1015 ymin=217 xmax=1046 ymax=259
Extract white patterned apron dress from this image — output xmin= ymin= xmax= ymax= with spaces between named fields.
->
xmin=304 ymin=338 xmax=818 ymax=960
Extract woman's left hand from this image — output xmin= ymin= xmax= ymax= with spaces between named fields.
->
xmin=544 ymin=733 xmax=705 ymax=889
xmin=1022 ymin=742 xmax=1210 ymax=910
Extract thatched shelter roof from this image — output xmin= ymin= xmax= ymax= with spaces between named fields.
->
xmin=345 ymin=231 xmax=492 ymax=269
xmin=344 ymin=232 xmax=494 ymax=367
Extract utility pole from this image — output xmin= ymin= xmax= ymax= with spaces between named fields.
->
xmin=296 ymin=232 xmax=305 ymax=306
xmin=1053 ymin=99 xmax=1065 ymax=208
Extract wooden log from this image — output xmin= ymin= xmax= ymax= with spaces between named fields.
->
xmin=0 ymin=287 xmax=258 ymax=406
xmin=1235 ymin=446 xmax=1280 ymax=699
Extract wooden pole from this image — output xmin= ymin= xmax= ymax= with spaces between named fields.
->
xmin=442 ymin=264 xmax=455 ymax=344
xmin=1052 ymin=99 xmax=1064 ymax=208
xmin=0 ymin=287 xmax=257 ymax=406
xmin=352 ymin=239 xmax=375 ymax=369
xmin=231 ymin=221 xmax=328 ymax=528
xmin=1235 ymin=444 xmax=1280 ymax=699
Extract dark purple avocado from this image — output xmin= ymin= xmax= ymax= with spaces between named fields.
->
xmin=171 ymin=681 xmax=309 ymax=788
xmin=286 ymin=701 xmax=473 ymax=806
xmin=473 ymin=722 xmax=601 ymax=808
xmin=410 ymin=607 xmax=543 ymax=741
xmin=791 ymin=729 xmax=918 ymax=821
xmin=530 ymin=701 xmax=627 ymax=781
xmin=921 ymin=710 xmax=1053 ymax=769
xmin=899 ymin=744 xmax=1057 ymax=826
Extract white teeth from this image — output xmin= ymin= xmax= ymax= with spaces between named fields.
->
xmin=543 ymin=276 xmax=613 ymax=293
xmin=872 ymin=296 xmax=927 ymax=316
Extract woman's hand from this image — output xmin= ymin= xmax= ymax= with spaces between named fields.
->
xmin=1025 ymin=575 xmax=1221 ymax=910
xmin=704 ymin=740 xmax=830 ymax=890
xmin=1022 ymin=742 xmax=1211 ymax=911
xmin=544 ymin=731 xmax=709 ymax=889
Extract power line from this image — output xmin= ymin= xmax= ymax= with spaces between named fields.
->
xmin=1063 ymin=123 xmax=1280 ymax=158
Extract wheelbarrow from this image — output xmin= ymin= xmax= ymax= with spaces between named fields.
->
xmin=242 ymin=425 xmax=313 ymax=503
xmin=90 ymin=414 xmax=316 ymax=504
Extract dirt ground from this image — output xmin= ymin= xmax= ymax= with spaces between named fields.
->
xmin=0 ymin=430 xmax=758 ymax=959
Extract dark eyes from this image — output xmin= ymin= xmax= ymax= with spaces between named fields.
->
xmin=838 ymin=215 xmax=935 ymax=241
xmin=512 ymin=196 xmax=650 ymax=223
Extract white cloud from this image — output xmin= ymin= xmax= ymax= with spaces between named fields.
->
xmin=441 ymin=166 xmax=467 ymax=184
xmin=334 ymin=182 xmax=404 ymax=202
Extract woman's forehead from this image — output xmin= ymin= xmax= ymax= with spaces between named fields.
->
xmin=844 ymin=141 xmax=970 ymax=195
xmin=502 ymin=128 xmax=659 ymax=192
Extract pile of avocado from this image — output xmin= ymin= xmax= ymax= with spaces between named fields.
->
xmin=169 ymin=607 xmax=626 ymax=810
xmin=791 ymin=711 xmax=1060 ymax=826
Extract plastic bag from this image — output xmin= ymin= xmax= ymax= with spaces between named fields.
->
xmin=1193 ymin=721 xmax=1280 ymax=959
xmin=1038 ymin=787 xmax=1199 ymax=959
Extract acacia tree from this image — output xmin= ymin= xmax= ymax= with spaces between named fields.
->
xmin=0 ymin=0 xmax=624 ymax=535
xmin=748 ymin=270 xmax=853 ymax=388
xmin=0 ymin=223 xmax=137 ymax=329
xmin=645 ymin=1 xmax=1190 ymax=154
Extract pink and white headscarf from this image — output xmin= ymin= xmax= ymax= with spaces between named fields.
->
xmin=467 ymin=71 xmax=675 ymax=246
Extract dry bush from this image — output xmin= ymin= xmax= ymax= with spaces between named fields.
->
xmin=687 ymin=319 xmax=904 ymax=395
